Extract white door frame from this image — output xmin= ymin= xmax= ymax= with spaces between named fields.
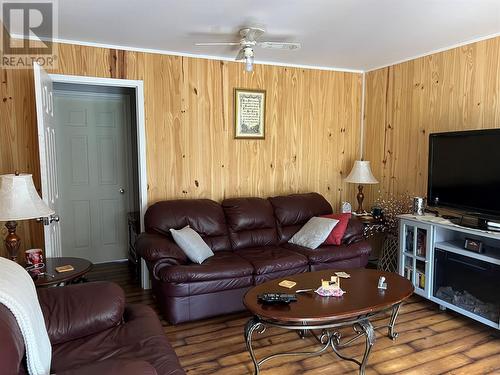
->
xmin=49 ymin=73 xmax=150 ymax=288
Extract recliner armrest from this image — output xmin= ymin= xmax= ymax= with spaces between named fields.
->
xmin=37 ymin=281 xmax=125 ymax=345
xmin=136 ymin=233 xmax=188 ymax=265
xmin=342 ymin=218 xmax=365 ymax=245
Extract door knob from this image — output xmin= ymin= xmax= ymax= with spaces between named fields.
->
xmin=119 ymin=188 xmax=125 ymax=194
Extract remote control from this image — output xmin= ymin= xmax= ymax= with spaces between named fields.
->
xmin=258 ymin=293 xmax=297 ymax=304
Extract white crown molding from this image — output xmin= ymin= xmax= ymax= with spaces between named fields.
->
xmin=9 ymin=30 xmax=500 ymax=74
xmin=365 ymin=32 xmax=500 ymax=72
xmin=8 ymin=33 xmax=364 ymax=74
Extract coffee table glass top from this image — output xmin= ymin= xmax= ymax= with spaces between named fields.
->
xmin=244 ymin=269 xmax=414 ymax=323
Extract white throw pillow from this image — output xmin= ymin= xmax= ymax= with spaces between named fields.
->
xmin=170 ymin=226 xmax=214 ymax=264
xmin=288 ymin=217 xmax=339 ymax=249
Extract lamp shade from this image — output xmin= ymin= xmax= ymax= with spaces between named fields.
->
xmin=0 ymin=174 xmax=54 ymax=221
xmin=344 ymin=161 xmax=379 ymax=184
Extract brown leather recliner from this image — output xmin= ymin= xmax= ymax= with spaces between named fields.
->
xmin=137 ymin=192 xmax=371 ymax=324
xmin=0 ymin=281 xmax=184 ymax=375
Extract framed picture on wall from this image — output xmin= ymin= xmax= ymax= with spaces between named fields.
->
xmin=234 ymin=88 xmax=266 ymax=139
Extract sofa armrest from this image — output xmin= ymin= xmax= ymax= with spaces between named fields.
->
xmin=57 ymin=359 xmax=158 ymax=375
xmin=136 ymin=233 xmax=189 ymax=276
xmin=0 ymin=304 xmax=25 ymax=375
xmin=37 ymin=281 xmax=125 ymax=345
xmin=341 ymin=218 xmax=365 ymax=245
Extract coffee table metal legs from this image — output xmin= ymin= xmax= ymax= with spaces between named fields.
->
xmin=356 ymin=320 xmax=376 ymax=374
xmin=373 ymin=302 xmax=402 ymax=340
xmin=329 ymin=320 xmax=375 ymax=375
xmin=244 ymin=317 xmax=265 ymax=375
xmin=244 ymin=316 xmax=377 ymax=375
xmin=388 ymin=303 xmax=401 ymax=339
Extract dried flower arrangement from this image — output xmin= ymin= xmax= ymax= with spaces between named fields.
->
xmin=365 ymin=193 xmax=414 ymax=237
xmin=370 ymin=193 xmax=414 ymax=272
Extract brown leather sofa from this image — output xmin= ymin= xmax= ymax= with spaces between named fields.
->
xmin=0 ymin=281 xmax=184 ymax=375
xmin=137 ymin=192 xmax=371 ymax=324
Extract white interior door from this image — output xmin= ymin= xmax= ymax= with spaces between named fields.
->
xmin=54 ymin=91 xmax=131 ymax=263
xmin=33 ymin=62 xmax=62 ymax=257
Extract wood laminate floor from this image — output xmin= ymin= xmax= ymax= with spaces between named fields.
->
xmin=87 ymin=262 xmax=500 ymax=374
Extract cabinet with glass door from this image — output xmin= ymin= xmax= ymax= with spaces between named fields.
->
xmin=398 ymin=219 xmax=433 ymax=298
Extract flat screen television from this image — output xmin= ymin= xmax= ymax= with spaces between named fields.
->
xmin=428 ymin=129 xmax=500 ymax=217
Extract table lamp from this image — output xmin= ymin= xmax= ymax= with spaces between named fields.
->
xmin=344 ymin=160 xmax=379 ymax=214
xmin=0 ymin=173 xmax=54 ymax=261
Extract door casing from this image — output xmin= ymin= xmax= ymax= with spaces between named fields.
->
xmin=44 ymin=73 xmax=149 ymax=288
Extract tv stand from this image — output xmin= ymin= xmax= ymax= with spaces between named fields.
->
xmin=398 ymin=214 xmax=500 ymax=330
xmin=434 ymin=211 xmax=500 ymax=232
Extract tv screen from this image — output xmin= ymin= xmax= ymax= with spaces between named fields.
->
xmin=428 ymin=129 xmax=500 ymax=217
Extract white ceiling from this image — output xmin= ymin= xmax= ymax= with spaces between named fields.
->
xmin=41 ymin=0 xmax=500 ymax=71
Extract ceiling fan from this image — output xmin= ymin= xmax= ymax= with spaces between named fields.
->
xmin=195 ymin=27 xmax=301 ymax=72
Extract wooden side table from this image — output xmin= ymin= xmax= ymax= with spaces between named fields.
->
xmin=34 ymin=257 xmax=93 ymax=287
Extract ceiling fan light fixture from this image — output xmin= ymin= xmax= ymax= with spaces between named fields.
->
xmin=243 ymin=47 xmax=254 ymax=72
xmin=245 ymin=55 xmax=254 ymax=72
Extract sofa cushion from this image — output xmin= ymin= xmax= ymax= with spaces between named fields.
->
xmin=269 ymin=193 xmax=333 ymax=243
xmin=144 ymin=199 xmax=230 ymax=251
xmin=237 ymin=246 xmax=308 ymax=275
xmin=157 ymin=251 xmax=253 ymax=283
xmin=51 ymin=304 xmax=185 ymax=375
xmin=284 ymin=241 xmax=371 ymax=264
xmin=222 ymin=197 xmax=278 ymax=250
xmin=254 ymin=267 xmax=309 ymax=285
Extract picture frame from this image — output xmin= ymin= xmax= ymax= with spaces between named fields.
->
xmin=234 ymin=88 xmax=266 ymax=139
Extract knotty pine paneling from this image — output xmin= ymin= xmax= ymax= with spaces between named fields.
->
xmin=364 ymin=36 xmax=500 ymax=205
xmin=0 ymin=42 xmax=362 ymax=257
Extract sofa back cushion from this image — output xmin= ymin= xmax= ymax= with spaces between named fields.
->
xmin=144 ymin=199 xmax=231 ymax=252
xmin=269 ymin=192 xmax=333 ymax=243
xmin=342 ymin=218 xmax=365 ymax=245
xmin=222 ymin=197 xmax=278 ymax=250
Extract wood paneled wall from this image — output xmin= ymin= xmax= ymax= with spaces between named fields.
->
xmin=364 ymin=37 xmax=500 ymax=205
xmin=0 ymin=42 xmax=362 ymax=256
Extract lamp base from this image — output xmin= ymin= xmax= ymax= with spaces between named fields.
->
xmin=355 ymin=185 xmax=365 ymax=214
xmin=5 ymin=220 xmax=20 ymax=261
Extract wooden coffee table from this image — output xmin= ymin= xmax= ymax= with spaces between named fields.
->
xmin=34 ymin=257 xmax=93 ymax=287
xmin=243 ymin=268 xmax=414 ymax=375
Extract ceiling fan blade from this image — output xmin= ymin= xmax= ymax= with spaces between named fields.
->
xmin=195 ymin=42 xmax=241 ymax=46
xmin=258 ymin=41 xmax=301 ymax=50
xmin=240 ymin=27 xmax=265 ymax=42
xmin=235 ymin=49 xmax=245 ymax=61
